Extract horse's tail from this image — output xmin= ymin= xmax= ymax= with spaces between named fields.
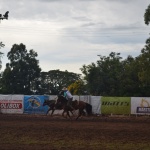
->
xmin=85 ymin=103 xmax=92 ymax=116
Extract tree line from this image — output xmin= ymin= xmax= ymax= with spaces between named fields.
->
xmin=80 ymin=4 xmax=150 ymax=96
xmin=0 ymin=4 xmax=150 ymax=96
xmin=0 ymin=43 xmax=82 ymax=95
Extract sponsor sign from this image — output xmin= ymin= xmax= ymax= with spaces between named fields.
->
xmin=137 ymin=107 xmax=150 ymax=113
xmin=0 ymin=101 xmax=22 ymax=109
xmin=101 ymin=97 xmax=130 ymax=115
xmin=24 ymin=95 xmax=49 ymax=114
xmin=131 ymin=97 xmax=150 ymax=114
xmin=0 ymin=95 xmax=24 ymax=114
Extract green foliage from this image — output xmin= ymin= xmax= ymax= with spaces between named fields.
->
xmin=0 ymin=42 xmax=4 ymax=70
xmin=81 ymin=52 xmax=123 ymax=96
xmin=80 ymin=52 xmax=144 ymax=96
xmin=0 ymin=43 xmax=81 ymax=95
xmin=144 ymin=4 xmax=150 ymax=25
xmin=0 ymin=63 xmax=13 ymax=93
xmin=1 ymin=43 xmax=41 ymax=94
xmin=39 ymin=70 xmax=81 ymax=95
xmin=136 ymin=38 xmax=150 ymax=96
xmin=68 ymin=80 xmax=86 ymax=95
xmin=120 ymin=56 xmax=141 ymax=96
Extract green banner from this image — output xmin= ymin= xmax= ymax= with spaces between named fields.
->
xmin=101 ymin=97 xmax=131 ymax=115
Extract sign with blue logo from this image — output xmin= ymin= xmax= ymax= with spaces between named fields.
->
xmin=24 ymin=95 xmax=49 ymax=114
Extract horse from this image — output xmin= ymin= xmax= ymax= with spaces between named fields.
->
xmin=43 ymin=99 xmax=73 ymax=117
xmin=56 ymin=95 xmax=92 ymax=120
xmin=43 ymin=100 xmax=57 ymax=116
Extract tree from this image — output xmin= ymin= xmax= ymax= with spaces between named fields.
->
xmin=81 ymin=63 xmax=100 ymax=95
xmin=1 ymin=43 xmax=41 ymax=94
xmin=0 ymin=42 xmax=4 ymax=70
xmin=134 ymin=4 xmax=150 ymax=96
xmin=0 ymin=63 xmax=13 ymax=93
xmin=39 ymin=70 xmax=81 ymax=95
xmin=137 ymin=38 xmax=150 ymax=96
xmin=144 ymin=4 xmax=150 ymax=25
xmin=68 ymin=80 xmax=86 ymax=95
xmin=119 ymin=56 xmax=141 ymax=96
xmin=81 ymin=52 xmax=123 ymax=96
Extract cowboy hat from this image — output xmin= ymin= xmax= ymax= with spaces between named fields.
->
xmin=62 ymin=87 xmax=67 ymax=90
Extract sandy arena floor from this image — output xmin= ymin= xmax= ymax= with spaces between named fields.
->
xmin=0 ymin=114 xmax=150 ymax=150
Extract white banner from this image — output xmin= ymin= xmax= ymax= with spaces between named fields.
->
xmin=91 ymin=96 xmax=101 ymax=115
xmin=131 ymin=97 xmax=150 ymax=115
xmin=0 ymin=95 xmax=24 ymax=114
xmin=79 ymin=95 xmax=91 ymax=103
xmin=49 ymin=95 xmax=57 ymax=100
xmin=73 ymin=95 xmax=79 ymax=101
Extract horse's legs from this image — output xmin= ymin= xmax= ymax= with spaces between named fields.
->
xmin=67 ymin=110 xmax=71 ymax=119
xmin=62 ymin=110 xmax=73 ymax=118
xmin=62 ymin=110 xmax=65 ymax=117
xmin=62 ymin=110 xmax=68 ymax=118
xmin=75 ymin=109 xmax=82 ymax=120
xmin=50 ymin=109 xmax=55 ymax=116
xmin=46 ymin=108 xmax=51 ymax=115
xmin=70 ymin=111 xmax=74 ymax=116
xmin=46 ymin=107 xmax=55 ymax=116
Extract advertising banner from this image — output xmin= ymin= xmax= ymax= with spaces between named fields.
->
xmin=101 ymin=97 xmax=130 ymax=115
xmin=24 ymin=95 xmax=49 ymax=114
xmin=90 ymin=96 xmax=101 ymax=115
xmin=79 ymin=95 xmax=91 ymax=103
xmin=49 ymin=95 xmax=57 ymax=100
xmin=131 ymin=97 xmax=150 ymax=114
xmin=0 ymin=95 xmax=24 ymax=114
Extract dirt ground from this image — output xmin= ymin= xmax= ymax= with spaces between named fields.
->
xmin=0 ymin=114 xmax=150 ymax=150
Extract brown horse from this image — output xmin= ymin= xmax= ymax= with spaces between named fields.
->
xmin=43 ymin=99 xmax=73 ymax=117
xmin=56 ymin=95 xmax=92 ymax=120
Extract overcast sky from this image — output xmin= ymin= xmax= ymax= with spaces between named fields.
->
xmin=0 ymin=0 xmax=150 ymax=74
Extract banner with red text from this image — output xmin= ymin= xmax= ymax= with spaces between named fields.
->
xmin=0 ymin=95 xmax=24 ymax=114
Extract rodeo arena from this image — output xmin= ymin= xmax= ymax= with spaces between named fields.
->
xmin=0 ymin=95 xmax=150 ymax=150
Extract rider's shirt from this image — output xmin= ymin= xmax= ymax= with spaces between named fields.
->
xmin=64 ymin=90 xmax=73 ymax=99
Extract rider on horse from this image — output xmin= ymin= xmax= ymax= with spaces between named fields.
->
xmin=62 ymin=87 xmax=74 ymax=110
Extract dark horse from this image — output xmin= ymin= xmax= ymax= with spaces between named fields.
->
xmin=43 ymin=99 xmax=73 ymax=117
xmin=56 ymin=95 xmax=92 ymax=120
